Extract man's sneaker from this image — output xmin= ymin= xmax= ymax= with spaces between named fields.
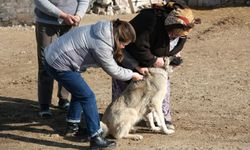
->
xmin=58 ymin=99 xmax=70 ymax=110
xmin=165 ymin=121 xmax=175 ymax=130
xmin=38 ymin=110 xmax=52 ymax=118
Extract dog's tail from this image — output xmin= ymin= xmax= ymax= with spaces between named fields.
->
xmin=100 ymin=121 xmax=109 ymax=137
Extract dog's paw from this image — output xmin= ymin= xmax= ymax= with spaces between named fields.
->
xmin=166 ymin=124 xmax=175 ymax=130
xmin=163 ymin=128 xmax=175 ymax=134
xmin=130 ymin=127 xmax=137 ymax=133
xmin=151 ymin=126 xmax=161 ymax=132
xmin=131 ymin=134 xmax=143 ymax=141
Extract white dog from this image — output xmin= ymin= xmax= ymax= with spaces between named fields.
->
xmin=101 ymin=57 xmax=174 ymax=140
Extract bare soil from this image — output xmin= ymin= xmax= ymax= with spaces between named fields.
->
xmin=0 ymin=7 xmax=250 ymax=150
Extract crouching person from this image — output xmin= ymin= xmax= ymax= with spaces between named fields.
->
xmin=43 ymin=19 xmax=143 ymax=149
xmin=112 ymin=2 xmax=201 ymax=131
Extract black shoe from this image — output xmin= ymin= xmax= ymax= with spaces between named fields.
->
xmin=38 ymin=110 xmax=52 ymax=118
xmin=38 ymin=104 xmax=52 ymax=118
xmin=64 ymin=123 xmax=90 ymax=141
xmin=64 ymin=122 xmax=79 ymax=136
xmin=58 ymin=99 xmax=70 ymax=110
xmin=75 ymin=126 xmax=88 ymax=137
xmin=90 ymin=134 xmax=116 ymax=149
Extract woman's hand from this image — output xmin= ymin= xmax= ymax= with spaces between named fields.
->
xmin=136 ymin=67 xmax=149 ymax=75
xmin=153 ymin=57 xmax=164 ymax=68
xmin=132 ymin=72 xmax=144 ymax=81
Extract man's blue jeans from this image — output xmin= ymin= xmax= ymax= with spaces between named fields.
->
xmin=44 ymin=61 xmax=102 ymax=137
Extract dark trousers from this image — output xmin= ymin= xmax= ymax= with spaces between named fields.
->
xmin=35 ymin=22 xmax=73 ymax=108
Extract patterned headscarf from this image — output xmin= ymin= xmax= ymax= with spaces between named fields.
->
xmin=164 ymin=8 xmax=194 ymax=36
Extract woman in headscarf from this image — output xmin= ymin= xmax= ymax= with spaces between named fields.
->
xmin=112 ymin=2 xmax=200 ymax=131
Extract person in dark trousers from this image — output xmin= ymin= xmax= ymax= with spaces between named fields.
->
xmin=44 ymin=19 xmax=144 ymax=149
xmin=34 ymin=0 xmax=89 ymax=118
xmin=112 ymin=2 xmax=200 ymax=131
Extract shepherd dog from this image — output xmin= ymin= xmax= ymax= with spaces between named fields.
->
xmin=101 ymin=57 xmax=174 ymax=140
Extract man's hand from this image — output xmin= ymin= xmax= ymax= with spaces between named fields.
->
xmin=72 ymin=15 xmax=81 ymax=26
xmin=59 ymin=12 xmax=79 ymax=25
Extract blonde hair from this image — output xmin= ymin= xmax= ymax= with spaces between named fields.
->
xmin=113 ymin=19 xmax=136 ymax=62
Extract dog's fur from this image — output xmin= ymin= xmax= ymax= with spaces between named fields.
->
xmin=101 ymin=57 xmax=174 ymax=140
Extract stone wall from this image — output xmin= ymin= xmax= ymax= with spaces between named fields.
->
xmin=0 ymin=0 xmax=34 ymax=26
xmin=0 ymin=0 xmax=249 ymax=26
xmin=186 ymin=0 xmax=248 ymax=7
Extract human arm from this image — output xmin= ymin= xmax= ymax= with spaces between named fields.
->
xmin=168 ymin=36 xmax=186 ymax=66
xmin=34 ymin=0 xmax=63 ymax=18
xmin=121 ymin=50 xmax=149 ymax=75
xmin=35 ymin=0 xmax=75 ymax=25
xmin=126 ymin=31 xmax=157 ymax=67
xmin=34 ymin=0 xmax=89 ymax=25
xmin=60 ymin=0 xmax=90 ymax=25
xmin=119 ymin=50 xmax=139 ymax=70
xmin=126 ymin=9 xmax=159 ymax=67
xmin=75 ymin=0 xmax=89 ymax=18
xmin=135 ymin=67 xmax=149 ymax=75
xmin=131 ymin=32 xmax=165 ymax=68
xmin=72 ymin=0 xmax=90 ymax=25
xmin=153 ymin=57 xmax=165 ymax=68
xmin=92 ymin=46 xmax=143 ymax=81
xmin=168 ymin=36 xmax=187 ymax=56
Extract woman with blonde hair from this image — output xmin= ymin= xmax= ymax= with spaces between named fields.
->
xmin=44 ymin=19 xmax=143 ymax=149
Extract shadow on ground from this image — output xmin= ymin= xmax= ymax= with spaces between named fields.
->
xmin=0 ymin=96 xmax=89 ymax=149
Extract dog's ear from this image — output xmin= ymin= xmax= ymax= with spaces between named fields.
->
xmin=163 ymin=57 xmax=171 ymax=67
xmin=145 ymin=71 xmax=151 ymax=76
xmin=164 ymin=57 xmax=173 ymax=73
xmin=168 ymin=56 xmax=175 ymax=64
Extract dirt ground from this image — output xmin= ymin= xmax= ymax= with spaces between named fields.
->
xmin=0 ymin=7 xmax=250 ymax=150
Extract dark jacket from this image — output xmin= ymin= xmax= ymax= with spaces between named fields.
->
xmin=125 ymin=8 xmax=187 ymax=67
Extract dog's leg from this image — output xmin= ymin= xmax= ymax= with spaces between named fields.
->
xmin=123 ymin=133 xmax=143 ymax=141
xmin=146 ymin=111 xmax=161 ymax=132
xmin=121 ymin=123 xmax=143 ymax=141
xmin=114 ymin=121 xmax=143 ymax=140
xmin=153 ymin=100 xmax=175 ymax=134
xmin=153 ymin=110 xmax=161 ymax=127
xmin=130 ymin=126 xmax=137 ymax=133
xmin=100 ymin=121 xmax=109 ymax=137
